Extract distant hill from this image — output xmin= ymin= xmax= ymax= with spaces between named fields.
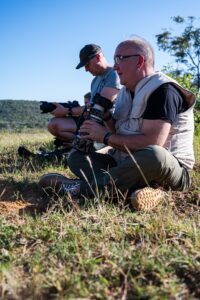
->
xmin=0 ymin=100 xmax=51 ymax=130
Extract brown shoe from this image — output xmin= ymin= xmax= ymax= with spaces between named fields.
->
xmin=130 ymin=187 xmax=165 ymax=211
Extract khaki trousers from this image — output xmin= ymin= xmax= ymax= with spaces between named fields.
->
xmin=68 ymin=145 xmax=190 ymax=197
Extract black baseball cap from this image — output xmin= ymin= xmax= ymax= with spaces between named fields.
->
xmin=76 ymin=44 xmax=101 ymax=69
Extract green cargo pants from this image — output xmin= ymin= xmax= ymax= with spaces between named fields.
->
xmin=68 ymin=145 xmax=190 ymax=197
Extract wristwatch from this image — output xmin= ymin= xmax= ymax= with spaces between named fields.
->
xmin=103 ymin=132 xmax=113 ymax=145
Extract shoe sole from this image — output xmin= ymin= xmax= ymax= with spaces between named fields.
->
xmin=131 ymin=187 xmax=165 ymax=211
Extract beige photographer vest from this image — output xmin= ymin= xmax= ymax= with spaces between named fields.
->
xmin=112 ymin=72 xmax=196 ymax=169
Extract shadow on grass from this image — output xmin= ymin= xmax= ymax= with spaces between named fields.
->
xmin=0 ymin=151 xmax=68 ymax=174
xmin=0 ymin=178 xmax=50 ymax=217
xmin=175 ymin=265 xmax=200 ymax=298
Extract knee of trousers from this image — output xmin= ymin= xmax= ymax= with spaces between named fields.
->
xmin=136 ymin=145 xmax=167 ymax=168
xmin=130 ymin=145 xmax=170 ymax=182
xmin=146 ymin=145 xmax=166 ymax=162
xmin=47 ymin=117 xmax=59 ymax=134
xmin=139 ymin=145 xmax=183 ymax=186
xmin=67 ymin=150 xmax=89 ymax=175
xmin=68 ymin=150 xmax=82 ymax=168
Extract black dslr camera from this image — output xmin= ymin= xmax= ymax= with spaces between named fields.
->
xmin=73 ymin=93 xmax=113 ymax=153
xmin=40 ymin=101 xmax=80 ymax=114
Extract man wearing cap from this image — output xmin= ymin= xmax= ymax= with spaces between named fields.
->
xmin=47 ymin=44 xmax=120 ymax=148
xmin=39 ymin=35 xmax=195 ymax=211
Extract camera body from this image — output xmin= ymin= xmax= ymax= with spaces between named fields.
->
xmin=73 ymin=93 xmax=113 ymax=153
xmin=40 ymin=101 xmax=80 ymax=114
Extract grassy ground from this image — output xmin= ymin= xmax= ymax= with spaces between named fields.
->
xmin=0 ymin=130 xmax=200 ymax=300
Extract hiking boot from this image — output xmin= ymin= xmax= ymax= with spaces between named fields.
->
xmin=54 ymin=138 xmax=65 ymax=148
xmin=18 ymin=145 xmax=34 ymax=159
xmin=38 ymin=148 xmax=70 ymax=161
xmin=18 ymin=145 xmax=69 ymax=163
xmin=39 ymin=173 xmax=81 ymax=198
xmin=130 ymin=187 xmax=165 ymax=211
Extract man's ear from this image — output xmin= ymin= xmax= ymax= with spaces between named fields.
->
xmin=137 ymin=55 xmax=145 ymax=68
xmin=96 ymin=53 xmax=101 ymax=62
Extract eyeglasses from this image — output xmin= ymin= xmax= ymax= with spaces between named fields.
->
xmin=114 ymin=54 xmax=140 ymax=65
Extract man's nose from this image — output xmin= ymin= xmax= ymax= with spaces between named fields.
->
xmin=113 ymin=62 xmax=119 ymax=70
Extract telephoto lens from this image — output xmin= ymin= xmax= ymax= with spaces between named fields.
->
xmin=40 ymin=101 xmax=56 ymax=113
xmin=73 ymin=93 xmax=113 ymax=153
xmin=40 ymin=101 xmax=80 ymax=114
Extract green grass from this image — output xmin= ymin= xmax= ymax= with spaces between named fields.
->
xmin=0 ymin=130 xmax=200 ymax=299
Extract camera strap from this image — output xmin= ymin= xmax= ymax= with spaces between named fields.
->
xmin=75 ymin=105 xmax=88 ymax=134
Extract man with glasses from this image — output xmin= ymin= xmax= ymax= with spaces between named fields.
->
xmin=39 ymin=36 xmax=195 ymax=211
xmin=47 ymin=44 xmax=120 ymax=149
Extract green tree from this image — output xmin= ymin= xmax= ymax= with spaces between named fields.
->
xmin=155 ymin=16 xmax=200 ymax=89
xmin=162 ymin=71 xmax=200 ymax=133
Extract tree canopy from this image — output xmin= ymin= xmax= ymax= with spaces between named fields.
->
xmin=155 ymin=16 xmax=200 ymax=89
xmin=0 ymin=100 xmax=50 ymax=131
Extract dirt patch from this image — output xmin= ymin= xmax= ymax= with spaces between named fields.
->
xmin=0 ymin=179 xmax=49 ymax=216
xmin=0 ymin=200 xmax=30 ymax=216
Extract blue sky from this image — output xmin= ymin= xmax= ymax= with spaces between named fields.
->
xmin=0 ymin=0 xmax=200 ymax=104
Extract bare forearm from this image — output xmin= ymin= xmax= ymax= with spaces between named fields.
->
xmin=71 ymin=105 xmax=85 ymax=116
xmin=106 ymin=133 xmax=163 ymax=152
xmin=104 ymin=119 xmax=116 ymax=132
xmin=51 ymin=103 xmax=85 ymax=117
xmin=105 ymin=119 xmax=171 ymax=151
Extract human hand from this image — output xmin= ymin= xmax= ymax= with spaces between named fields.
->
xmin=51 ymin=103 xmax=68 ymax=117
xmin=79 ymin=120 xmax=108 ymax=143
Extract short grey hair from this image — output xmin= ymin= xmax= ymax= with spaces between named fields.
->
xmin=118 ymin=35 xmax=155 ymax=68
